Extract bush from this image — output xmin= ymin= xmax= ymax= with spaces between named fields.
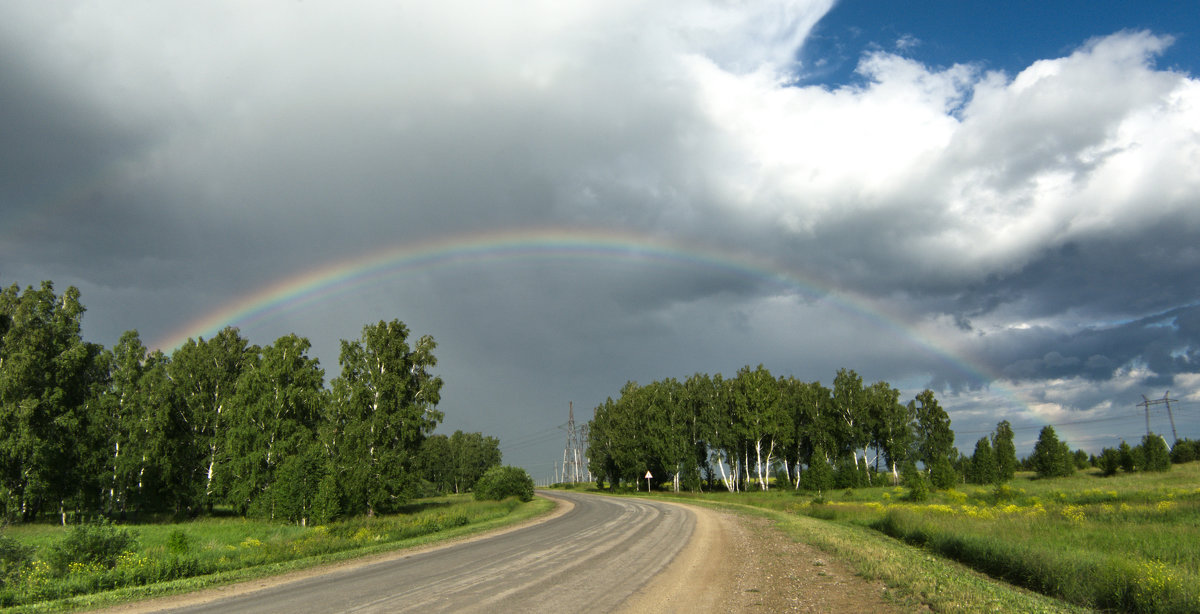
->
xmin=473 ymin=466 xmax=534 ymax=502
xmin=0 ymin=532 xmax=33 ymax=588
xmin=166 ymin=529 xmax=190 ymax=555
xmin=901 ymin=463 xmax=929 ymax=502
xmin=800 ymin=448 xmax=834 ymax=493
xmin=45 ymin=520 xmax=138 ymax=575
xmin=929 ymin=457 xmax=958 ymax=490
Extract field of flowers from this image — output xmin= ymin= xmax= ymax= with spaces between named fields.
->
xmin=777 ymin=462 xmax=1200 ymax=613
xmin=0 ymin=495 xmax=549 ymax=612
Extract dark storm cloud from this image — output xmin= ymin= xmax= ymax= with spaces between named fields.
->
xmin=2 ymin=2 xmax=1199 ymax=471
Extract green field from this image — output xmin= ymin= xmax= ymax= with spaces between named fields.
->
xmin=0 ymin=495 xmax=552 ymax=613
xmin=629 ymin=462 xmax=1200 ymax=613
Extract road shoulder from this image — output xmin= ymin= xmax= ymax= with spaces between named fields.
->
xmin=619 ymin=500 xmax=906 ymax=613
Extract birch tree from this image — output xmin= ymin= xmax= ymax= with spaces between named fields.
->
xmin=0 ymin=282 xmax=99 ymax=522
xmin=224 ymin=334 xmax=325 ymax=518
xmin=330 ymin=320 xmax=443 ymax=516
xmin=168 ymin=327 xmax=253 ymax=511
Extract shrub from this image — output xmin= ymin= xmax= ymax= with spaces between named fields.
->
xmin=833 ymin=455 xmax=861 ymax=489
xmin=0 ymin=532 xmax=33 ymax=588
xmin=473 ymin=466 xmax=534 ymax=502
xmin=45 ymin=520 xmax=138 ymax=575
xmin=929 ymin=457 xmax=958 ymax=490
xmin=901 ymin=463 xmax=929 ymax=502
xmin=166 ymin=530 xmax=190 ymax=555
xmin=800 ymin=448 xmax=834 ymax=493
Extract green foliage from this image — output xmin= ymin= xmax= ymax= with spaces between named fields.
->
xmin=1099 ymin=447 xmax=1121 ymax=476
xmin=0 ymin=282 xmax=99 ymax=522
xmin=832 ymin=455 xmax=862 ymax=489
xmin=473 ymin=466 xmax=534 ymax=502
xmin=928 ymin=456 xmax=959 ymax=490
xmin=418 ymin=431 xmax=503 ymax=495
xmin=1170 ymin=439 xmax=1197 ymax=464
xmin=1119 ymin=441 xmax=1137 ymax=472
xmin=800 ymin=448 xmax=834 ymax=494
xmin=0 ymin=495 xmax=546 ymax=608
xmin=912 ymin=390 xmax=954 ymax=469
xmin=1140 ymin=434 xmax=1171 ymax=472
xmin=968 ymin=436 xmax=997 ymax=485
xmin=45 ymin=520 xmax=139 ymax=575
xmin=901 ymin=462 xmax=929 ymax=502
xmin=1031 ymin=426 xmax=1076 ymax=478
xmin=166 ymin=529 xmax=190 ymax=555
xmin=0 ymin=531 xmax=33 ymax=588
xmin=992 ymin=420 xmax=1018 ymax=482
xmin=331 ymin=320 xmax=444 ymax=517
xmin=312 ymin=473 xmax=344 ymax=526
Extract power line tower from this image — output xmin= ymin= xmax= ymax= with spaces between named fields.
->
xmin=1138 ymin=391 xmax=1179 ymax=444
xmin=561 ymin=402 xmax=584 ymax=483
xmin=578 ymin=422 xmax=591 ymax=483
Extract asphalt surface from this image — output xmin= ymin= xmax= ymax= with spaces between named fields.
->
xmin=160 ymin=491 xmax=695 ymax=614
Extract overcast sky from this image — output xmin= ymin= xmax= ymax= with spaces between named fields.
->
xmin=3 ymin=1 xmax=1199 ymax=480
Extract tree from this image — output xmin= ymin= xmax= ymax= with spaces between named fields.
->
xmin=868 ymin=382 xmax=911 ymax=484
xmin=1098 ymin=447 xmax=1121 ymax=476
xmin=1139 ymin=433 xmax=1171 ymax=472
xmin=93 ymin=330 xmax=164 ymax=517
xmin=1170 ymin=438 xmax=1197 ymax=464
xmin=831 ymin=369 xmax=869 ymax=480
xmin=168 ymin=327 xmax=254 ymax=511
xmin=329 ymin=320 xmax=443 ymax=516
xmin=779 ymin=377 xmax=831 ymax=489
xmin=0 ymin=282 xmax=100 ymax=522
xmin=969 ymin=436 xmax=997 ymax=485
xmin=732 ymin=366 xmax=788 ymax=490
xmin=799 ymin=445 xmax=833 ymax=494
xmin=1118 ymin=440 xmax=1137 ymax=472
xmin=223 ymin=334 xmax=325 ymax=519
xmin=1031 ymin=426 xmax=1074 ymax=478
xmin=991 ymin=420 xmax=1018 ymax=482
xmin=912 ymin=390 xmax=953 ymax=469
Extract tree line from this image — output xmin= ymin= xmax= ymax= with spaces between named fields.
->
xmin=0 ymin=281 xmax=500 ymax=525
xmin=586 ymin=365 xmax=1023 ymax=492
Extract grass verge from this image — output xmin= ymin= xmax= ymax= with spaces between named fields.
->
xmin=650 ymin=494 xmax=1087 ymax=613
xmin=574 ymin=463 xmax=1200 ymax=613
xmin=1 ymin=495 xmax=554 ymax=613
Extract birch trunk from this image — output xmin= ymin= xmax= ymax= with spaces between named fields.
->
xmin=716 ymin=455 xmax=736 ymax=492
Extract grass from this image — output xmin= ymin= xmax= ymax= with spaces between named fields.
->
xmin=0 ymin=495 xmax=554 ymax=613
xmin=574 ymin=461 xmax=1200 ymax=613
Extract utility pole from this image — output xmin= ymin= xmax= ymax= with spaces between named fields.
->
xmin=1138 ymin=391 xmax=1179 ymax=443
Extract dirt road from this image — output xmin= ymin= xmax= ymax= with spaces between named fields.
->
xmin=100 ymin=491 xmax=902 ymax=613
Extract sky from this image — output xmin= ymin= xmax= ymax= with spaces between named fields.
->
xmin=3 ymin=1 xmax=1199 ymax=482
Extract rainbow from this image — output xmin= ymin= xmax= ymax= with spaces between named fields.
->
xmin=152 ymin=226 xmax=1037 ymax=421
xmin=154 ymin=227 xmax=837 ymax=350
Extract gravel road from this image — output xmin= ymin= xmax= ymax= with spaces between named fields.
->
xmin=100 ymin=491 xmax=904 ymax=613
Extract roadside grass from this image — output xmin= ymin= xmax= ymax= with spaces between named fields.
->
xmin=0 ymin=495 xmax=553 ymax=613
xmin=613 ymin=462 xmax=1200 ymax=613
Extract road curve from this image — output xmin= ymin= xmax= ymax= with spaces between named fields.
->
xmin=160 ymin=491 xmax=694 ymax=614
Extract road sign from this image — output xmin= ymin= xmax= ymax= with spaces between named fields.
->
xmin=644 ymin=471 xmax=652 ymax=479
